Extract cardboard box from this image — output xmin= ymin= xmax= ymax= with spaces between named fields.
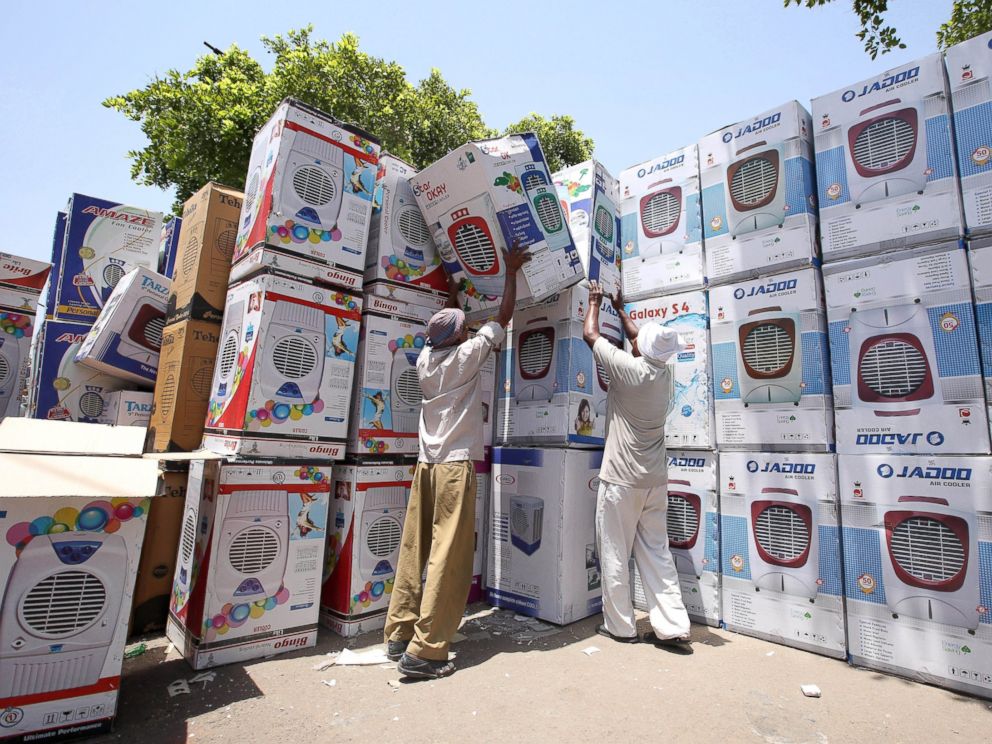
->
xmin=970 ymin=236 xmax=992 ymax=439
xmin=411 ymin=133 xmax=583 ymax=321
xmin=553 ymin=159 xmax=622 ymax=297
xmin=167 ymin=183 xmax=243 ymax=324
xmin=624 ymin=290 xmax=715 ymax=449
xmin=364 ymin=154 xmax=448 ymax=304
xmin=0 ymin=419 xmax=158 ymax=741
xmin=130 ymin=469 xmax=188 ymax=635
xmin=710 ymin=268 xmax=834 ymax=450
xmin=719 ymin=452 xmax=846 ymax=658
xmin=28 ymin=318 xmax=127 ymax=424
xmin=53 ymin=194 xmax=163 ymax=322
xmin=0 ymin=251 xmax=51 ymax=295
xmin=468 ymin=458 xmax=490 ymax=605
xmin=74 ymin=267 xmax=169 ymax=387
xmin=158 ymin=216 xmax=182 ymax=279
xmin=232 ymin=98 xmax=380 ymax=291
xmin=631 ymin=451 xmax=721 ymax=626
xmin=167 ymin=459 xmax=330 ymax=668
xmin=103 ymin=391 xmax=153 ymax=427
xmin=486 ymin=447 xmax=603 ymax=624
xmin=824 ymin=242 xmax=989 ymax=454
xmin=146 ymin=320 xmax=219 ymax=453
xmin=496 ymin=286 xmax=622 ymax=447
xmin=0 ymin=306 xmax=36 ymax=420
xmin=41 ymin=212 xmax=67 ymax=317
xmin=618 ymin=144 xmax=705 ymax=297
xmin=812 ymin=53 xmax=963 ymax=261
xmin=699 ymin=101 xmax=819 ymax=284
xmin=347 ymin=295 xmax=433 ymax=457
xmin=947 ymin=30 xmax=992 ymax=237
xmin=202 ymin=273 xmax=362 ymax=459
xmin=839 ymin=453 xmax=992 ymax=698
xmin=361 ymin=279 xmax=448 ymax=314
xmin=319 ymin=460 xmax=413 ymax=637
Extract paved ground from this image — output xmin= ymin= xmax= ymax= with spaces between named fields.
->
xmin=94 ymin=605 xmax=991 ymax=744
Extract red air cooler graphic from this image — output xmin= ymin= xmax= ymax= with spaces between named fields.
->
xmin=514 ymin=323 xmax=556 ymax=403
xmin=747 ymin=487 xmax=819 ymax=599
xmin=845 ymin=99 xmax=925 ymax=206
xmin=726 ymin=141 xmax=785 ymax=237
xmin=639 ymin=182 xmax=683 ymax=257
xmin=667 ymin=480 xmax=705 ymax=578
xmin=446 ymin=205 xmax=504 ymax=297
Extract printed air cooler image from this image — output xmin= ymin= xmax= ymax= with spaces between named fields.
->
xmin=442 ymin=195 xmax=505 ymax=297
xmin=0 ymin=332 xmax=22 ymax=415
xmin=848 ymin=303 xmax=939 ymax=417
xmin=389 ymin=346 xmax=422 ymax=432
xmin=261 ymin=302 xmax=325 ymax=406
xmin=279 ymin=126 xmax=345 ymax=232
xmin=360 ymin=487 xmax=406 ymax=584
xmin=638 ymin=181 xmax=684 ymax=256
xmin=0 ymin=533 xmax=127 ymax=697
xmin=592 ymin=191 xmax=618 ymax=265
xmin=514 ymin=316 xmax=557 ymax=403
xmin=667 ymin=479 xmax=707 ymax=578
xmin=843 ymin=99 xmax=927 ymax=206
xmin=747 ymin=487 xmax=819 ymax=599
xmin=389 ymin=177 xmax=436 ymax=270
xmin=215 ymin=491 xmax=289 ymax=602
xmin=518 ymin=163 xmax=570 ymax=251
xmin=726 ymin=142 xmax=786 ymax=237
xmin=737 ymin=307 xmax=802 ymax=406
xmin=213 ymin=300 xmax=244 ymax=401
xmin=180 ymin=217 xmax=238 ymax=288
xmin=93 ymin=299 xmax=165 ymax=370
xmin=510 ymin=496 xmax=545 ymax=556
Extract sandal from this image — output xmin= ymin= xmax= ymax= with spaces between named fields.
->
xmin=644 ymin=632 xmax=693 ymax=654
xmin=398 ymin=652 xmax=456 ymax=679
xmin=386 ymin=639 xmax=409 ymax=662
xmin=596 ymin=624 xmax=639 ymax=644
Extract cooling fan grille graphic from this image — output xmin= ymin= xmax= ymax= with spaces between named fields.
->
xmin=518 ymin=331 xmax=554 ymax=378
xmin=852 ymin=114 xmax=917 ymax=174
xmin=292 ymin=166 xmax=337 ymax=207
xmin=20 ymin=570 xmax=107 ymax=637
xmin=271 ymin=337 xmax=318 ymax=379
xmin=730 ymin=157 xmax=778 ymax=208
xmin=641 ymin=190 xmax=682 ymax=236
xmin=667 ymin=494 xmax=699 ymax=546
xmin=366 ymin=517 xmax=403 ymax=558
xmin=228 ymin=527 xmax=281 ymax=574
xmin=889 ymin=515 xmax=966 ymax=585
xmin=753 ymin=504 xmax=810 ymax=563
xmin=453 ymin=224 xmax=497 ymax=273
xmin=742 ymin=323 xmax=794 ymax=375
xmin=858 ymin=338 xmax=929 ymax=399
xmin=397 ymin=208 xmax=431 ymax=246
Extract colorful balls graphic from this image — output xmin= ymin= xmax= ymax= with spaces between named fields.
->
xmin=250 ymin=604 xmax=266 ymax=619
xmin=204 ymin=616 xmax=214 ymax=629
xmin=359 ymin=591 xmax=369 ymax=603
xmin=260 ymin=418 xmax=272 ymax=428
xmin=289 ymin=408 xmax=303 ymax=421
xmin=114 ymin=502 xmax=135 ymax=520
xmin=413 ymin=336 xmax=425 ymax=348
xmin=331 ymin=228 xmax=342 ymax=241
xmin=303 ymin=404 xmax=314 ymax=416
xmin=29 ymin=516 xmax=54 ymax=536
xmin=312 ymin=399 xmax=325 ymax=413
xmin=273 ymin=403 xmax=291 ymax=421
xmin=292 ymin=225 xmax=309 ymax=243
xmin=77 ymin=507 xmax=109 ymax=531
xmin=264 ymin=597 xmax=277 ymax=610
xmin=387 ymin=340 xmax=397 ymax=352
xmin=308 ymin=230 xmax=321 ymax=244
xmin=313 ymin=472 xmax=324 ymax=482
xmin=53 ymin=507 xmax=79 ymax=529
xmin=321 ymin=230 xmax=332 ymax=241
xmin=49 ymin=522 xmax=70 ymax=534
xmin=104 ymin=519 xmax=121 ymax=533
xmin=6 ymin=522 xmax=32 ymax=547
xmin=347 ymin=301 xmax=357 ymax=310
xmin=231 ymin=603 xmax=251 ymax=622
xmin=371 ymin=582 xmax=385 ymax=599
xmin=275 ymin=587 xmax=290 ymax=605
xmin=216 ymin=624 xmax=229 ymax=636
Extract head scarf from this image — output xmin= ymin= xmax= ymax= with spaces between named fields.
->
xmin=636 ymin=322 xmax=685 ymax=365
xmin=427 ymin=308 xmax=466 ymax=348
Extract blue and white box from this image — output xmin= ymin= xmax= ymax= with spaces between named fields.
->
xmin=54 ymin=194 xmax=164 ymax=322
xmin=839 ymin=453 xmax=992 ymax=699
xmin=624 ymin=290 xmax=714 ymax=449
xmin=699 ymin=101 xmax=819 ymax=285
xmin=159 ymin=216 xmax=182 ymax=279
xmin=824 ymin=242 xmax=989 ymax=455
xmin=719 ymin=452 xmax=845 ymax=658
xmin=619 ymin=144 xmax=704 ymax=298
xmin=553 ymin=159 xmax=622 ymax=297
xmin=710 ymin=268 xmax=833 ymax=450
xmin=496 ymin=286 xmax=623 ymax=447
xmin=970 ymin=236 xmax=992 ymax=439
xmin=813 ymin=53 xmax=963 ymax=261
xmin=75 ymin=267 xmax=170 ymax=387
xmin=487 ymin=447 xmax=603 ymax=624
xmin=947 ymin=30 xmax=992 ymax=237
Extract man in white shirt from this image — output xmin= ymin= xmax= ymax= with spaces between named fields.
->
xmin=385 ymin=242 xmax=530 ymax=679
xmin=583 ymin=280 xmax=692 ymax=652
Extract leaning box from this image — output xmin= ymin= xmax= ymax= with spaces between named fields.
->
xmin=411 ymin=133 xmax=584 ymax=321
xmin=812 ymin=52 xmax=963 ymax=261
xmin=232 ymin=98 xmax=380 ymax=293
xmin=839 ymin=454 xmax=992 ymax=699
xmin=0 ymin=305 xmax=36 ymax=421
xmin=0 ymin=420 xmax=158 ymax=742
xmin=971 ymin=236 xmax=992 ymax=439
xmin=202 ymin=273 xmax=362 ymax=460
xmin=167 ymin=459 xmax=330 ymax=669
xmin=710 ymin=268 xmax=834 ymax=451
xmin=824 ymin=242 xmax=989 ymax=455
xmin=319 ymin=460 xmax=412 ymax=638
xmin=699 ymin=101 xmax=818 ymax=285
xmin=719 ymin=452 xmax=846 ymax=658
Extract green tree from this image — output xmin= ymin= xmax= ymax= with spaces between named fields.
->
xmin=785 ymin=0 xmax=991 ymax=58
xmin=105 ymin=27 xmax=592 ymax=211
xmin=502 ymin=114 xmax=595 ymax=174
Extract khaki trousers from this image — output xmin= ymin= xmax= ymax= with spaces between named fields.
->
xmin=383 ymin=460 xmax=476 ymax=661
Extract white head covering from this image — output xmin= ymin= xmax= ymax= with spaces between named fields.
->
xmin=636 ymin=322 xmax=685 ymax=365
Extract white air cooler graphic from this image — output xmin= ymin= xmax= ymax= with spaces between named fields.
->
xmin=592 ymin=191 xmax=617 ymax=265
xmin=736 ymin=307 xmax=802 ymax=405
xmin=215 ymin=490 xmax=289 ymax=601
xmin=359 ymin=487 xmax=406 ymax=583
xmin=390 ymin=347 xmax=422 ymax=433
xmin=747 ymin=487 xmax=819 ymax=599
xmin=638 ymin=180 xmax=684 ymax=257
xmin=443 ymin=196 xmax=505 ymax=296
xmin=667 ymin=479 xmax=707 ymax=579
xmin=85 ymin=254 xmax=129 ymax=308
xmin=279 ymin=128 xmax=345 ymax=229
xmin=242 ymin=167 xmax=262 ymax=232
xmin=510 ymin=493 xmax=544 ymax=556
xmin=214 ymin=300 xmax=245 ymax=401
xmin=726 ymin=141 xmax=786 ymax=237
xmin=390 ymin=177 xmax=437 ymax=270
xmin=848 ymin=303 xmax=939 ymax=417
xmin=174 ymin=504 xmax=200 ymax=600
xmin=0 ymin=533 xmax=127 ymax=697
xmin=880 ymin=495 xmax=980 ymax=630
xmin=514 ymin=317 xmax=556 ymax=403
xmin=260 ymin=300 xmax=325 ymax=405
xmin=56 ymin=342 xmax=115 ymax=423
xmin=107 ymin=301 xmax=166 ymax=367
xmin=518 ymin=163 xmax=570 ymax=251
xmin=843 ymin=98 xmax=927 ymax=207
xmin=0 ymin=333 xmax=22 ymax=414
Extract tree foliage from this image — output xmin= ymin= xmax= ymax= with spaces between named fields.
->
xmin=105 ymin=28 xmax=592 ymax=211
xmin=937 ymin=0 xmax=992 ymax=49
xmin=503 ymin=114 xmax=595 ymax=174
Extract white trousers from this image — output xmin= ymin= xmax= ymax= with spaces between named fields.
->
xmin=595 ymin=479 xmax=691 ymax=640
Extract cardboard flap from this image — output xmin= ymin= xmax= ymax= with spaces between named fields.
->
xmin=0 ymin=453 xmax=159 ymax=498
xmin=0 ymin=418 xmax=146 ymax=456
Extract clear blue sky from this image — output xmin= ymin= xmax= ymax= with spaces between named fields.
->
xmin=0 ymin=0 xmax=953 ymax=263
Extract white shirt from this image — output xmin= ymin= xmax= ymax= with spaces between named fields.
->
xmin=418 ymin=321 xmax=504 ymax=463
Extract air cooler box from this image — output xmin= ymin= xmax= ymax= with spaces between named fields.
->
xmin=812 ymin=52 xmax=963 ymax=261
xmin=0 ymin=307 xmax=32 ymax=421
xmin=720 ymin=452 xmax=845 ymax=658
xmin=970 ymin=237 xmax=992 ymax=442
xmin=699 ymin=101 xmax=818 ymax=285
xmin=824 ymin=242 xmax=989 ymax=454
